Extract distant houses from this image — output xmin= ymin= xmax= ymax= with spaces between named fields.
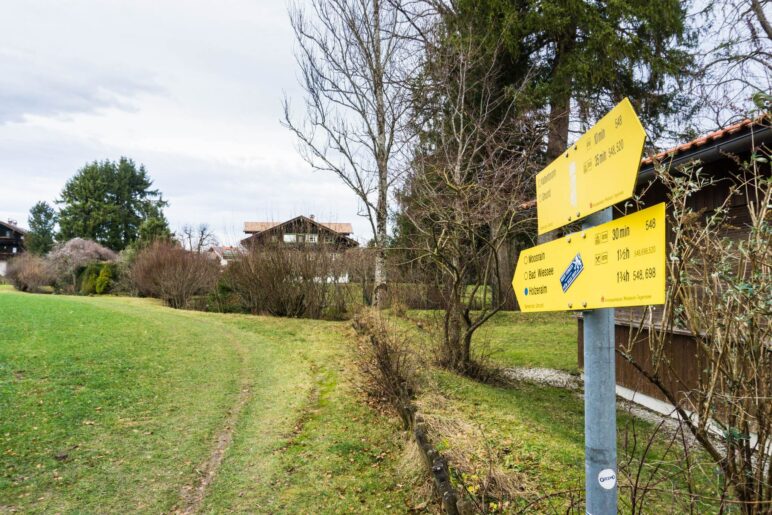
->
xmin=205 ymin=245 xmax=240 ymax=266
xmin=0 ymin=219 xmax=26 ymax=276
xmin=240 ymin=215 xmax=358 ymax=249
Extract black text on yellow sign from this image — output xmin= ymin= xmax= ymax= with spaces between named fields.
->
xmin=536 ymin=98 xmax=647 ymax=235
xmin=513 ymin=203 xmax=666 ymax=312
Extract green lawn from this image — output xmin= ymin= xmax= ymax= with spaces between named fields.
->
xmin=475 ymin=311 xmax=579 ymax=372
xmin=386 ymin=309 xmax=721 ymax=512
xmin=0 ymin=289 xmax=417 ymax=513
xmin=404 ymin=309 xmax=579 ymax=372
xmin=420 ymin=370 xmax=721 ymax=513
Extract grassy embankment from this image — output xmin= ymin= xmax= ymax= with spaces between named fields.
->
xmin=0 ymin=287 xmax=418 ymax=513
xmin=388 ymin=309 xmax=722 ymax=513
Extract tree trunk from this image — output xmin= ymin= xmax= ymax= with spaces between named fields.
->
xmin=373 ymin=0 xmax=389 ymax=309
xmin=492 ymin=229 xmax=518 ymax=310
xmin=541 ymin=25 xmax=576 ymax=245
xmin=546 ymin=87 xmax=571 ymax=161
xmin=545 ymin=23 xmax=575 ymax=162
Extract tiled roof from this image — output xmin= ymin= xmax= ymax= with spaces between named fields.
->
xmin=243 ymin=221 xmax=279 ymax=233
xmin=642 ymin=117 xmax=766 ymax=165
xmin=244 ymin=218 xmax=353 ymax=235
xmin=319 ymin=222 xmax=354 ymax=234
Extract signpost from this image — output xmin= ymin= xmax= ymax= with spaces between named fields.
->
xmin=513 ymin=203 xmax=666 ymax=312
xmin=536 ymin=97 xmax=647 ymax=235
xmin=513 ymin=98 xmax=664 ymax=514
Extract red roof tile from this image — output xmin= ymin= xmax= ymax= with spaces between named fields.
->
xmin=642 ymin=116 xmax=768 ymax=165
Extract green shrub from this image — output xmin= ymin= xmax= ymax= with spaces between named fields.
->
xmin=95 ymin=264 xmax=114 ymax=294
xmin=79 ymin=264 xmax=100 ymax=295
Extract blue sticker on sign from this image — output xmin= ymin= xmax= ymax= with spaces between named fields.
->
xmin=560 ymin=253 xmax=584 ymax=292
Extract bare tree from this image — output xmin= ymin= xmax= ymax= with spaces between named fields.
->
xmin=402 ymin=27 xmax=543 ymax=373
xmin=685 ymin=0 xmax=772 ymax=132
xmin=283 ymin=0 xmax=419 ymax=308
xmin=620 ymin=148 xmax=772 ymax=513
xmin=178 ymin=223 xmax=218 ymax=253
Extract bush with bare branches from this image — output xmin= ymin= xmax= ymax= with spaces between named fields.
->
xmin=402 ymin=26 xmax=543 ymax=374
xmin=5 ymin=254 xmax=52 ymax=292
xmin=222 ymin=244 xmax=351 ymax=319
xmin=621 ymin=151 xmax=771 ymax=513
xmin=131 ymin=241 xmax=220 ymax=309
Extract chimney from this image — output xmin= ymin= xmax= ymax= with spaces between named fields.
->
xmin=309 ymin=214 xmax=315 ymax=221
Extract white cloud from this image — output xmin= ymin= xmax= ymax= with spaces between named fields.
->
xmin=0 ymin=0 xmax=372 ymax=244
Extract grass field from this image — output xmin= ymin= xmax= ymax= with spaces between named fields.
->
xmin=0 ymin=288 xmax=418 ymax=513
xmin=471 ymin=311 xmax=579 ymax=372
xmin=1 ymin=287 xmax=719 ymax=513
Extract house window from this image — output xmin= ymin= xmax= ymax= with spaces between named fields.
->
xmin=296 ymin=234 xmax=306 ymax=243
xmin=307 ymin=234 xmax=318 ymax=244
xmin=12 ymin=247 xmax=17 ymax=254
xmin=283 ymin=233 xmax=296 ymax=243
xmin=324 ymin=236 xmax=334 ymax=243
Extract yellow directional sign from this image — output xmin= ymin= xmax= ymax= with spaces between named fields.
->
xmin=536 ymin=98 xmax=646 ymax=235
xmin=513 ymin=203 xmax=666 ymax=312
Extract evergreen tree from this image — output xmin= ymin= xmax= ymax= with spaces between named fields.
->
xmin=135 ymin=215 xmax=174 ymax=249
xmin=448 ymin=0 xmax=695 ymax=155
xmin=57 ymin=158 xmax=169 ymax=251
xmin=26 ymin=201 xmax=57 ymax=255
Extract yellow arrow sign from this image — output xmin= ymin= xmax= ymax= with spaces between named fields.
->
xmin=536 ymin=98 xmax=646 ymax=235
xmin=513 ymin=203 xmax=666 ymax=312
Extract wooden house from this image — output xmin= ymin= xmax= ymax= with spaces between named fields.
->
xmin=240 ymin=215 xmax=358 ymax=249
xmin=0 ymin=219 xmax=27 ymax=276
xmin=577 ymin=116 xmax=771 ymax=411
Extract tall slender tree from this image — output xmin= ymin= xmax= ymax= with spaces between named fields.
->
xmin=284 ymin=0 xmax=419 ymax=308
xmin=26 ymin=201 xmax=57 ymax=255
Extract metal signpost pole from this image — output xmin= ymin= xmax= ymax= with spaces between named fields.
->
xmin=582 ymin=206 xmax=617 ymax=514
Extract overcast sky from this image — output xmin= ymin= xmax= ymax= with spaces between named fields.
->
xmin=0 ymin=0 xmax=367 ymax=245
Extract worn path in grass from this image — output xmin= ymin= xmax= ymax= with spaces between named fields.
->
xmin=0 ymin=289 xmax=415 ymax=513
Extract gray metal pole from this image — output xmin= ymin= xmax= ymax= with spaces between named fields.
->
xmin=582 ymin=207 xmax=617 ymax=514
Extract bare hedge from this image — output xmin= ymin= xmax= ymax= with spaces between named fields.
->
xmin=5 ymin=254 xmax=52 ymax=292
xmin=131 ymin=241 xmax=220 ymax=308
xmin=222 ymin=244 xmax=350 ymax=319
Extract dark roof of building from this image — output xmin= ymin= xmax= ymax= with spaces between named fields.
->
xmin=0 ymin=220 xmax=27 ymax=235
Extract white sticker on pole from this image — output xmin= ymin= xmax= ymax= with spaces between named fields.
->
xmin=598 ymin=469 xmax=616 ymax=490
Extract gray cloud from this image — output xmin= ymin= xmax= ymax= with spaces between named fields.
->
xmin=0 ymin=49 xmax=161 ymax=123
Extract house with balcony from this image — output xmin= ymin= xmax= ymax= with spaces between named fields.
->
xmin=0 ymin=219 xmax=27 ymax=276
xmin=240 ymin=215 xmax=357 ymax=249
